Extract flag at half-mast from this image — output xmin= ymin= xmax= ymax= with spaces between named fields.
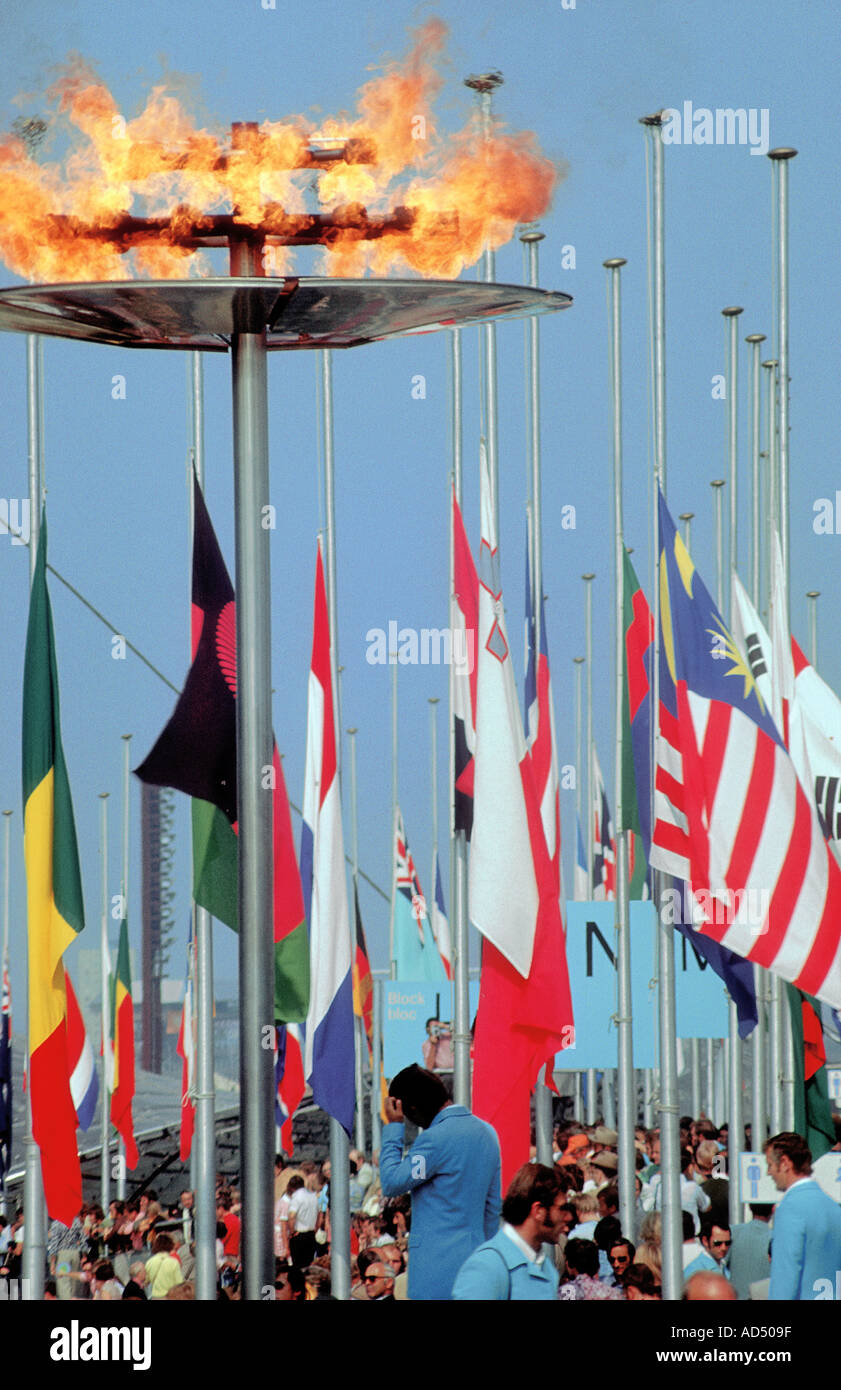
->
xmin=352 ymin=882 xmax=374 ymax=1053
xmin=469 ymin=447 xmax=574 ymax=1184
xmin=22 ymin=513 xmax=84 ymax=1222
xmin=591 ymin=745 xmax=616 ymax=901
xmin=0 ymin=949 xmax=12 ymax=1185
xmin=176 ymin=923 xmax=196 ymax=1162
xmin=65 ymin=969 xmax=98 ymax=1132
xmin=430 ymin=850 xmax=453 ymax=981
xmin=302 ymin=540 xmax=354 ymax=1137
xmin=275 ymin=1023 xmax=305 ymax=1155
xmin=451 ymin=488 xmax=479 ymax=839
xmin=110 ymin=914 xmax=138 ymax=1169
xmin=649 ymin=492 xmax=841 ymax=1006
xmin=136 ymin=473 xmax=309 ymax=1023
xmin=524 ymin=526 xmax=562 ymax=889
xmin=392 ymin=808 xmax=447 ymax=981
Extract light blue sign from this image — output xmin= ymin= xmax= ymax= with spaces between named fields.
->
xmin=558 ymin=902 xmax=730 ymax=1070
xmin=383 ymin=980 xmax=479 ymax=1079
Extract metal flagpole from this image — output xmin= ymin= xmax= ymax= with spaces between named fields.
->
xmin=465 ymin=71 xmax=502 ymax=538
xmin=573 ymin=652 xmax=585 ymax=1121
xmin=763 ymin=351 xmax=783 ymax=1137
xmin=320 ymin=347 xmax=351 ymax=1301
xmin=711 ymin=483 xmax=733 ymax=1138
xmin=0 ymin=810 xmax=8 ymax=1221
xmin=746 ymin=332 xmax=768 ymax=1153
xmin=722 ymin=306 xmax=744 ymax=1221
xmin=806 ymin=592 xmax=819 ymax=667
xmin=641 ymin=110 xmax=681 ymax=1301
xmin=770 ymin=147 xmax=798 ymax=1134
xmin=190 ymin=349 xmax=217 ymax=1302
xmin=605 ymin=256 xmax=635 ymax=1230
xmin=22 ymin=334 xmax=46 ymax=1300
xmin=229 ymin=235 xmax=275 ymax=1300
xmin=371 ymin=978 xmax=383 ymax=1156
xmin=118 ymin=734 xmax=132 ymax=1200
xmin=99 ymin=793 xmax=111 ymax=1214
xmin=348 ymin=727 xmax=366 ymax=1153
xmin=712 ymin=480 xmax=726 ymax=607
xmin=678 ymin=512 xmax=701 ymax=1119
xmin=583 ymin=572 xmax=597 ymax=1123
xmin=449 ymin=327 xmax=471 ymax=1111
xmin=389 ymin=661 xmax=398 ymax=982
xmin=429 ymin=698 xmax=440 ymax=889
xmin=522 ymin=228 xmax=554 ymax=1166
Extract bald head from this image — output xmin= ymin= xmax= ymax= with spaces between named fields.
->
xmin=684 ymin=1272 xmax=737 ymax=1302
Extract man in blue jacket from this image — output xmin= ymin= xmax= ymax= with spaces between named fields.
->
xmin=380 ymin=1066 xmax=501 ymax=1300
xmin=452 ymin=1164 xmax=563 ymax=1300
xmin=765 ymin=1131 xmax=841 ymax=1300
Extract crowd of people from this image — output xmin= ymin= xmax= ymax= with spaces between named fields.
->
xmin=4 ymin=1062 xmax=840 ymax=1301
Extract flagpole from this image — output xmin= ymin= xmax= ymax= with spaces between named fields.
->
xmin=710 ymin=491 xmax=728 ymax=1133
xmin=770 ymin=148 xmax=798 ymax=1134
xmin=348 ymin=726 xmax=366 ymax=1153
xmin=677 ymin=514 xmax=702 ymax=1121
xmin=22 ymin=333 xmax=47 ymax=1301
xmin=1 ymin=809 xmax=11 ymax=1217
xmin=371 ymin=978 xmax=383 ymax=1156
xmin=390 ymin=660 xmax=398 ymax=981
xmin=806 ymin=591 xmax=819 ymax=667
xmin=745 ymin=332 xmax=769 ymax=1153
xmin=449 ymin=327 xmax=471 ymax=1111
xmin=723 ymin=305 xmax=746 ymax=1221
xmin=229 ymin=240 xmax=275 ymax=1301
xmin=320 ymin=347 xmax=351 ymax=1302
xmin=465 ymin=71 xmax=502 ymax=538
xmin=641 ymin=109 xmax=682 ymax=1302
xmin=99 ymin=792 xmax=111 ymax=1214
xmin=190 ymin=349 xmax=217 ymax=1303
xmin=573 ymin=652 xmax=584 ymax=1120
xmin=604 ymin=256 xmax=635 ymax=1229
xmin=583 ymin=572 xmax=597 ymax=1123
xmin=115 ymin=735 xmax=131 ymax=1199
xmin=522 ymin=227 xmax=554 ymax=1166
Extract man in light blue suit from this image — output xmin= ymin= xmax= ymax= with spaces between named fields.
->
xmin=380 ymin=1066 xmax=501 ymax=1300
xmin=452 ymin=1164 xmax=563 ymax=1300
xmin=765 ymin=1131 xmax=841 ymax=1301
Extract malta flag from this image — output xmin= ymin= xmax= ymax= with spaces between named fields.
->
xmin=452 ymin=488 xmax=479 ymax=839
xmin=136 ymin=473 xmax=309 ymax=1023
xmin=65 ymin=969 xmax=98 ymax=1132
xmin=469 ymin=449 xmax=574 ymax=1184
xmin=302 ymin=540 xmax=355 ymax=1137
xmin=110 ymin=916 xmax=138 ymax=1169
xmin=176 ymin=924 xmax=196 ymax=1162
xmin=649 ymin=493 xmax=841 ymax=1006
xmin=22 ymin=514 xmax=84 ymax=1222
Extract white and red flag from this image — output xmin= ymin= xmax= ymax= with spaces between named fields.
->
xmin=469 ymin=446 xmax=574 ymax=1184
xmin=451 ymin=488 xmax=479 ymax=839
xmin=176 ymin=923 xmax=196 ymax=1162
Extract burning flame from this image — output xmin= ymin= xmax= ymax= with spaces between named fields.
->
xmin=0 ymin=21 xmax=561 ymax=283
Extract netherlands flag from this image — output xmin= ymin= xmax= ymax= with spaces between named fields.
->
xmin=65 ymin=969 xmax=98 ymax=1132
xmin=301 ymin=540 xmax=355 ymax=1137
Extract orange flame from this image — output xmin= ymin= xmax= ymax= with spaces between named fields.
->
xmin=0 ymin=22 xmax=562 ymax=283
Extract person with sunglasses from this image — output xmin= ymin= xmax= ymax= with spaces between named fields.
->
xmin=683 ymin=1213 xmax=732 ymax=1284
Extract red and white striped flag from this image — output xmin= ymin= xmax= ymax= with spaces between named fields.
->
xmin=650 ymin=495 xmax=841 ymax=1007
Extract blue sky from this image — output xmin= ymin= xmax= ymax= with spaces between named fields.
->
xmin=0 ymin=1 xmax=838 ymax=1027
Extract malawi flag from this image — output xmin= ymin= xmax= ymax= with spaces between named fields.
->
xmin=110 ymin=916 xmax=138 ymax=1169
xmin=352 ymin=883 xmax=374 ymax=1061
xmin=786 ymin=983 xmax=835 ymax=1159
xmin=22 ymin=514 xmax=84 ymax=1223
xmin=136 ymin=474 xmax=309 ymax=1022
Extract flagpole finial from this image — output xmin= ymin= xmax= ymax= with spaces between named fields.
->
xmin=346 ymin=726 xmax=357 ymax=735
xmin=603 ymin=258 xmax=627 ymax=269
xmin=679 ymin=512 xmax=694 ymax=522
xmin=639 ymin=111 xmax=666 ymax=127
xmin=582 ymin=572 xmax=595 ymax=582
xmin=768 ymin=147 xmax=798 ymax=160
xmin=745 ymin=333 xmax=766 ymax=345
xmin=722 ymin=306 xmax=744 ymax=318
